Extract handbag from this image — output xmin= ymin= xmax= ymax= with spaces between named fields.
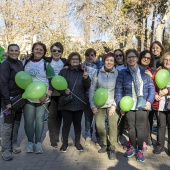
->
xmin=165 ymin=95 xmax=170 ymax=110
xmin=136 ymin=96 xmax=146 ymax=110
xmin=11 ymin=94 xmax=26 ymax=110
xmin=59 ymin=74 xmax=79 ymax=107
xmin=58 ymin=93 xmax=73 ymax=107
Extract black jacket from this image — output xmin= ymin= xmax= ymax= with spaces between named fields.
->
xmin=0 ymin=57 xmax=24 ymax=105
xmin=58 ymin=65 xmax=91 ymax=111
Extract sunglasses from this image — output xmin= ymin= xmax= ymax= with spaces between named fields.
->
xmin=52 ymin=49 xmax=62 ymax=53
xmin=87 ymin=54 xmax=95 ymax=57
xmin=142 ymin=56 xmax=151 ymax=60
xmin=115 ymin=54 xmax=123 ymax=58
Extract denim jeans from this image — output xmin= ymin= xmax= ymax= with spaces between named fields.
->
xmin=23 ymin=100 xmax=48 ymax=143
xmin=84 ymin=102 xmax=94 ymax=138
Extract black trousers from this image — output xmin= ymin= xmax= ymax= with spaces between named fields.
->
xmin=48 ymin=96 xmax=62 ymax=142
xmin=156 ymin=111 xmax=170 ymax=147
xmin=61 ymin=110 xmax=83 ymax=144
xmin=126 ymin=110 xmax=148 ymax=150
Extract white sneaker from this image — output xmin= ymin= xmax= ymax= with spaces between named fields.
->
xmin=26 ymin=142 xmax=34 ymax=153
xmin=84 ymin=137 xmax=91 ymax=146
xmin=35 ymin=142 xmax=43 ymax=154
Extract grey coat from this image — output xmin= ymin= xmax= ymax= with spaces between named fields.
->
xmin=89 ymin=66 xmax=118 ymax=109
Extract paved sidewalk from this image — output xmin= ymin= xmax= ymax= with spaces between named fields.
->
xmin=0 ymin=116 xmax=170 ymax=170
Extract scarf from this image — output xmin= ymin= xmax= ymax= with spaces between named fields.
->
xmin=128 ymin=65 xmax=142 ymax=97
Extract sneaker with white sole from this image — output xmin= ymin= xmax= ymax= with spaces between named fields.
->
xmin=60 ymin=144 xmax=69 ymax=152
xmin=84 ymin=137 xmax=91 ymax=146
xmin=34 ymin=142 xmax=43 ymax=154
xmin=1 ymin=150 xmax=13 ymax=161
xmin=26 ymin=142 xmax=34 ymax=153
xmin=12 ymin=143 xmax=21 ymax=154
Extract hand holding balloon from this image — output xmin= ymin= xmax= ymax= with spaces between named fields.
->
xmin=65 ymin=88 xmax=71 ymax=95
xmin=155 ymin=94 xmax=161 ymax=101
xmin=159 ymin=88 xmax=168 ymax=97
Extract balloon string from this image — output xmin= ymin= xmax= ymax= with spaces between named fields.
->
xmin=0 ymin=98 xmax=23 ymax=115
xmin=42 ymin=103 xmax=49 ymax=113
xmin=117 ymin=115 xmax=123 ymax=127
xmin=70 ymin=91 xmax=87 ymax=105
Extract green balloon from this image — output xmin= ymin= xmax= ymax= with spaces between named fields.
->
xmin=51 ymin=75 xmax=68 ymax=90
xmin=120 ymin=96 xmax=134 ymax=112
xmin=155 ymin=69 xmax=170 ymax=89
xmin=15 ymin=71 xmax=33 ymax=90
xmin=22 ymin=81 xmax=47 ymax=99
xmin=93 ymin=88 xmax=108 ymax=107
xmin=0 ymin=46 xmax=5 ymax=63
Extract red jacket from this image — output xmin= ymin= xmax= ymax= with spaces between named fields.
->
xmin=152 ymin=67 xmax=170 ymax=110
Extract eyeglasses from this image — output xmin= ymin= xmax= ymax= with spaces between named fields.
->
xmin=127 ymin=56 xmax=136 ymax=59
xmin=115 ymin=54 xmax=123 ymax=58
xmin=71 ymin=58 xmax=79 ymax=61
xmin=52 ymin=49 xmax=62 ymax=53
xmin=142 ymin=56 xmax=151 ymax=60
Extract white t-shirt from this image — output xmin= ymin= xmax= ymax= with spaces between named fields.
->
xmin=50 ymin=59 xmax=65 ymax=96
xmin=24 ymin=59 xmax=49 ymax=103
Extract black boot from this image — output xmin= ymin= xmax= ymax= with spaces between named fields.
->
xmin=108 ymin=149 xmax=116 ymax=160
xmin=49 ymin=132 xmax=57 ymax=148
xmin=153 ymin=145 xmax=165 ymax=154
xmin=98 ymin=145 xmax=107 ymax=153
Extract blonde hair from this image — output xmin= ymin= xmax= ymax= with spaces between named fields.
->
xmin=160 ymin=52 xmax=170 ymax=64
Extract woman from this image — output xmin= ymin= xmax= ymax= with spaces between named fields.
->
xmin=114 ymin=49 xmax=126 ymax=145
xmin=115 ymin=49 xmax=155 ymax=163
xmin=149 ymin=41 xmax=165 ymax=145
xmin=89 ymin=52 xmax=118 ymax=160
xmin=58 ymin=52 xmax=90 ymax=152
xmin=150 ymin=41 xmax=165 ymax=70
xmin=114 ymin=49 xmax=126 ymax=71
xmin=47 ymin=42 xmax=67 ymax=148
xmin=138 ymin=50 xmax=153 ymax=147
xmin=23 ymin=42 xmax=53 ymax=154
xmin=152 ymin=52 xmax=170 ymax=156
xmin=0 ymin=44 xmax=24 ymax=161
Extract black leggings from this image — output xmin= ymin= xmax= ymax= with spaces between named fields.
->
xmin=61 ymin=110 xmax=83 ymax=144
xmin=126 ymin=110 xmax=148 ymax=150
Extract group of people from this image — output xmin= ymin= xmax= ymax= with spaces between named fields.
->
xmin=0 ymin=40 xmax=170 ymax=164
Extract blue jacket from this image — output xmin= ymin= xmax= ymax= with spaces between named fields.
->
xmin=115 ymin=65 xmax=155 ymax=109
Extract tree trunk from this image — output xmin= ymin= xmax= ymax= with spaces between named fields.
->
xmin=155 ymin=0 xmax=170 ymax=43
xmin=144 ymin=18 xmax=148 ymax=49
xmin=150 ymin=6 xmax=156 ymax=45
